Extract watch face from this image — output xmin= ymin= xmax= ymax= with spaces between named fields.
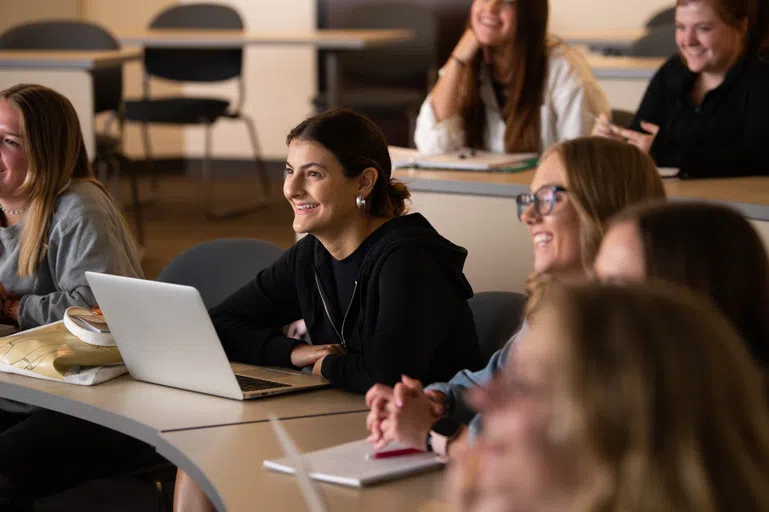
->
xmin=432 ymin=417 xmax=462 ymax=437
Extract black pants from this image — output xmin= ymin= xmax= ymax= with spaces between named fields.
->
xmin=0 ymin=407 xmax=168 ymax=501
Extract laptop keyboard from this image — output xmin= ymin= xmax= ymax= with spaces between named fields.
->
xmin=235 ymin=374 xmax=291 ymax=393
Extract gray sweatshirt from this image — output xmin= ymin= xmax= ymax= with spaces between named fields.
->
xmin=426 ymin=322 xmax=526 ymax=437
xmin=0 ymin=180 xmax=143 ymax=330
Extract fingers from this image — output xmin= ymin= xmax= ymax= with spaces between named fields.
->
xmin=393 ymin=381 xmax=418 ymax=408
xmin=400 ymin=375 xmax=424 ymax=392
xmin=365 ymin=384 xmax=393 ymax=407
xmin=639 ymin=121 xmax=660 ymax=135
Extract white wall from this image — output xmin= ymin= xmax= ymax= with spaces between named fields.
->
xmin=0 ymin=0 xmax=78 ymax=33
xmin=180 ymin=0 xmax=317 ymax=161
xmin=549 ymin=0 xmax=673 ymax=32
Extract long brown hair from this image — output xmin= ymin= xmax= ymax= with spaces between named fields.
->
xmin=459 ymin=0 xmax=549 ymax=153
xmin=1 ymin=84 xmax=134 ymax=276
xmin=611 ymin=201 xmax=769 ymax=370
xmin=549 ymin=137 xmax=667 ymax=268
xmin=550 ymin=282 xmax=769 ymax=511
xmin=676 ymin=0 xmax=769 ymax=57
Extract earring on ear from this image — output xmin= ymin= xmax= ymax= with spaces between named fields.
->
xmin=356 ymin=195 xmax=367 ymax=209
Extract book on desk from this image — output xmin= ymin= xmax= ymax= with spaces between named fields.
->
xmin=389 ymin=146 xmax=539 ymax=172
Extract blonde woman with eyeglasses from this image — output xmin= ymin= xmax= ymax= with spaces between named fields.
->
xmin=365 ymin=137 xmax=666 ymax=459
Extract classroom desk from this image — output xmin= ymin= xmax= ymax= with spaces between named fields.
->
xmin=393 ymin=167 xmax=769 ymax=293
xmin=117 ymin=29 xmax=413 ymax=109
xmin=157 ymin=412 xmax=446 ymax=512
xmin=0 ymin=363 xmax=366 ymax=446
xmin=0 ymin=49 xmax=141 ymax=160
xmin=559 ymin=27 xmax=646 ymax=53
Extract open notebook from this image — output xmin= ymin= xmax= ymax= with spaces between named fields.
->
xmin=390 ymin=146 xmax=538 ymax=172
xmin=264 ymin=438 xmax=444 ymax=488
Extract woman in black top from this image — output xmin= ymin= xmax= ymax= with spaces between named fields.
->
xmin=593 ymin=0 xmax=769 ymax=176
xmin=211 ymin=109 xmax=481 ymax=392
xmin=174 ymin=109 xmax=482 ymax=512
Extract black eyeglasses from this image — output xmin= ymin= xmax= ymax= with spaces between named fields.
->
xmin=515 ymin=185 xmax=568 ymax=220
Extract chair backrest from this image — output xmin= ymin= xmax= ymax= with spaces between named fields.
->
xmin=468 ymin=291 xmax=527 ymax=363
xmin=645 ymin=6 xmax=676 ymax=29
xmin=145 ymin=3 xmax=244 ymax=83
xmin=628 ymin=24 xmax=678 ymax=57
xmin=333 ymin=2 xmax=438 ymax=87
xmin=156 ymin=238 xmax=284 ymax=309
xmin=611 ymin=108 xmax=636 ymax=128
xmin=0 ymin=20 xmax=122 ymax=114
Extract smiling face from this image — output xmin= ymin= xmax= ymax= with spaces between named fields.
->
xmin=520 ymin=153 xmax=583 ymax=279
xmin=675 ymin=0 xmax=746 ymax=77
xmin=0 ymin=98 xmax=29 ymax=202
xmin=471 ymin=0 xmax=517 ymax=47
xmin=593 ymin=220 xmax=647 ymax=284
xmin=283 ymin=138 xmax=364 ymax=237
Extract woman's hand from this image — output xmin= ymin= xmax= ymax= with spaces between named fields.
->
xmin=591 ymin=113 xmax=625 ymax=141
xmin=452 ymin=29 xmax=481 ymax=65
xmin=374 ymin=376 xmax=442 ymax=451
xmin=616 ymin=121 xmax=660 ymax=154
xmin=289 ymin=343 xmax=343 ymax=368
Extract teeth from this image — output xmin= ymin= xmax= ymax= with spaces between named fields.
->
xmin=533 ymin=233 xmax=553 ymax=246
xmin=296 ymin=203 xmax=318 ymax=210
xmin=480 ymin=16 xmax=501 ymax=27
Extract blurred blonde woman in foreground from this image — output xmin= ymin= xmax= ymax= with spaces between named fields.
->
xmin=450 ymin=280 xmax=769 ymax=512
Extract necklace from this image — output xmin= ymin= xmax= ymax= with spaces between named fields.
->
xmin=0 ymin=204 xmax=26 ymax=215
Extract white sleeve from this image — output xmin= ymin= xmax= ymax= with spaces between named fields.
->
xmin=413 ymin=94 xmax=466 ymax=155
xmin=548 ymin=49 xmax=611 ymax=141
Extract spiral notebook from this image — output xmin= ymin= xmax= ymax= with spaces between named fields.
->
xmin=263 ymin=438 xmax=444 ymax=488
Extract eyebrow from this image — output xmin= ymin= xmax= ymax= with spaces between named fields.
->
xmin=1 ymin=131 xmax=22 ymax=138
xmin=285 ymin=162 xmax=327 ymax=171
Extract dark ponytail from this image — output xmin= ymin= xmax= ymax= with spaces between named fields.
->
xmin=287 ymin=108 xmax=410 ymax=217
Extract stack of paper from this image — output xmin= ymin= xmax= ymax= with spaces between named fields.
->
xmin=389 ymin=146 xmax=538 ymax=172
xmin=263 ymin=439 xmax=444 ymax=488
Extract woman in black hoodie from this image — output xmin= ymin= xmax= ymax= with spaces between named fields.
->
xmin=174 ymin=109 xmax=481 ymax=512
xmin=209 ymin=108 xmax=481 ymax=393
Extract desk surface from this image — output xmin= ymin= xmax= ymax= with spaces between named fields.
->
xmin=393 ymin=167 xmax=769 ymax=220
xmin=158 ymin=412 xmax=446 ymax=512
xmin=584 ymin=53 xmax=664 ymax=79
xmin=0 ymin=365 xmax=366 ymax=445
xmin=558 ymin=27 xmax=646 ymax=49
xmin=117 ymin=29 xmax=413 ymax=49
xmin=0 ymin=49 xmax=141 ymax=70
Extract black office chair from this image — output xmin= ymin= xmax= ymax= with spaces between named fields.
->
xmin=157 ymin=238 xmax=284 ymax=308
xmin=123 ymin=3 xmax=269 ymax=218
xmin=468 ymin=291 xmax=527 ymax=363
xmin=628 ymin=24 xmax=677 ymax=57
xmin=645 ymin=6 xmax=676 ymax=29
xmin=314 ymin=3 xmax=438 ymax=147
xmin=0 ymin=20 xmax=144 ymax=244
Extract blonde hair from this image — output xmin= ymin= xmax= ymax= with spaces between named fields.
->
xmin=546 ymin=137 xmax=666 ymax=269
xmin=546 ymin=281 xmax=769 ymax=512
xmin=1 ymin=84 xmax=134 ymax=276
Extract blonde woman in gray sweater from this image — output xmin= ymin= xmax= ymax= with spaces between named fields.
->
xmin=0 ymin=84 xmax=155 ymax=510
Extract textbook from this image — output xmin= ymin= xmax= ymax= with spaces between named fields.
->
xmin=0 ymin=320 xmax=126 ymax=385
xmin=263 ymin=439 xmax=444 ymax=488
xmin=389 ymin=146 xmax=538 ymax=172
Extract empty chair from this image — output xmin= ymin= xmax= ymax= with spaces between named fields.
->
xmin=0 ymin=20 xmax=144 ymax=244
xmin=645 ymin=6 xmax=675 ymax=29
xmin=157 ymin=238 xmax=284 ymax=308
xmin=628 ymin=24 xmax=677 ymax=57
xmin=123 ymin=3 xmax=269 ymax=218
xmin=468 ymin=291 xmax=527 ymax=363
xmin=313 ymin=3 xmax=438 ymax=146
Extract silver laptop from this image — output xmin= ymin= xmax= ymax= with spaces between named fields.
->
xmin=85 ymin=271 xmax=329 ymax=400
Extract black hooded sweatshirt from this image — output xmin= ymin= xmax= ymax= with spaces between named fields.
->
xmin=209 ymin=213 xmax=482 ymax=394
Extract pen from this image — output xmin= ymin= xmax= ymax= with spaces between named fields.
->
xmin=366 ymin=447 xmax=424 ymax=460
